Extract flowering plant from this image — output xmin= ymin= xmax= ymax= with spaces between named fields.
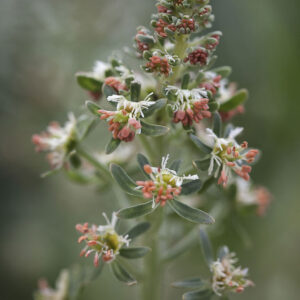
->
xmin=33 ymin=0 xmax=271 ymax=299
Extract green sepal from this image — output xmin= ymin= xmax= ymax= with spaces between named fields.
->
xmin=168 ymin=199 xmax=214 ymax=224
xmin=110 ymin=164 xmax=141 ymax=196
xmin=130 ymin=81 xmax=141 ymax=102
xmin=76 ymin=72 xmax=102 ymax=92
xmin=117 ymin=201 xmax=156 ymax=219
xmin=85 ymin=100 xmax=101 ymax=116
xmin=189 ymin=134 xmax=213 ymax=154
xmin=106 ymin=138 xmax=121 ymax=154
xmin=124 ymin=222 xmax=151 ymax=240
xmin=172 ymin=278 xmax=205 ymax=289
xmin=142 ymin=98 xmax=167 ymax=118
xmin=119 ymin=247 xmax=151 ymax=259
xmin=219 ymin=89 xmax=248 ymax=112
xmin=199 ymin=228 xmax=214 ymax=267
xmin=181 ymin=180 xmax=203 ymax=195
xmin=140 ymin=120 xmax=169 ymax=136
xmin=111 ymin=261 xmax=137 ymax=286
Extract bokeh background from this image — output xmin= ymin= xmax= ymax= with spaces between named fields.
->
xmin=1 ymin=0 xmax=299 ymax=299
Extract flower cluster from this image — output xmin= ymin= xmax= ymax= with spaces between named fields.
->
xmin=200 ymin=71 xmax=222 ymax=95
xmin=211 ymin=250 xmax=253 ymax=296
xmin=76 ymin=213 xmax=130 ymax=265
xmin=235 ymin=178 xmax=272 ymax=216
xmin=32 ymin=113 xmax=77 ymax=169
xmin=205 ymin=127 xmax=259 ymax=187
xmin=166 ymin=86 xmax=211 ymax=126
xmin=136 ymin=154 xmax=198 ymax=207
xmin=145 ymin=55 xmax=171 ymax=76
xmin=98 ymin=94 xmax=155 ymax=142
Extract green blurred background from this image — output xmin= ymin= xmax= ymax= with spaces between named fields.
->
xmin=1 ymin=0 xmax=299 ymax=299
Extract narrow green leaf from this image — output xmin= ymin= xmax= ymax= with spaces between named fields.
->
xmin=189 ymin=134 xmax=212 ymax=154
xmin=219 ymin=89 xmax=248 ymax=112
xmin=85 ymin=100 xmax=101 ymax=116
xmin=125 ymin=222 xmax=151 ymax=240
xmin=199 ymin=229 xmax=214 ymax=267
xmin=208 ymin=101 xmax=219 ymax=112
xmin=181 ymin=180 xmax=202 ymax=195
xmin=170 ymin=159 xmax=181 ymax=172
xmin=181 ymin=73 xmax=190 ymax=89
xmin=130 ymin=81 xmax=141 ymax=102
xmin=111 ymin=261 xmax=137 ymax=286
xmin=77 ymin=114 xmax=99 ymax=140
xmin=212 ymin=112 xmax=222 ymax=137
xmin=172 ymin=278 xmax=204 ymax=289
xmin=106 ymin=138 xmax=121 ymax=154
xmin=136 ymin=34 xmax=155 ymax=44
xmin=76 ymin=73 xmax=102 ymax=92
xmin=110 ymin=164 xmax=141 ymax=196
xmin=141 ymin=120 xmax=169 ymax=136
xmin=211 ymin=66 xmax=232 ymax=78
xmin=119 ymin=247 xmax=151 ymax=259
xmin=137 ymin=153 xmax=151 ymax=177
xmin=168 ymin=199 xmax=214 ymax=224
xmin=117 ymin=201 xmax=155 ymax=219
xmin=193 ymin=158 xmax=210 ymax=171
xmin=142 ymin=98 xmax=167 ymax=117
xmin=103 ymin=84 xmax=117 ymax=98
xmin=183 ymin=289 xmax=212 ymax=300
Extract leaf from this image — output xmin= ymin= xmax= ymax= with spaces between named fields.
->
xmin=181 ymin=180 xmax=202 ymax=195
xmin=103 ymin=84 xmax=117 ymax=98
xmin=172 ymin=278 xmax=204 ymax=289
xmin=168 ymin=199 xmax=214 ymax=224
xmin=105 ymin=138 xmax=121 ymax=154
xmin=117 ymin=201 xmax=155 ymax=219
xmin=212 ymin=112 xmax=222 ymax=137
xmin=183 ymin=289 xmax=212 ymax=300
xmin=137 ymin=153 xmax=151 ymax=177
xmin=77 ymin=114 xmax=99 ymax=140
xmin=193 ymin=158 xmax=210 ymax=171
xmin=85 ymin=100 xmax=101 ymax=116
xmin=181 ymin=73 xmax=190 ymax=89
xmin=141 ymin=120 xmax=169 ymax=136
xmin=142 ymin=98 xmax=167 ymax=118
xmin=136 ymin=34 xmax=155 ymax=44
xmin=217 ymin=245 xmax=229 ymax=260
xmin=65 ymin=170 xmax=91 ymax=185
xmin=124 ymin=222 xmax=151 ymax=240
xmin=119 ymin=247 xmax=151 ymax=259
xmin=211 ymin=66 xmax=232 ymax=78
xmin=111 ymin=261 xmax=137 ymax=286
xmin=76 ymin=73 xmax=102 ymax=92
xmin=189 ymin=134 xmax=212 ymax=154
xmin=219 ymin=89 xmax=248 ymax=112
xmin=110 ymin=164 xmax=141 ymax=196
xmin=224 ymin=123 xmax=234 ymax=138
xmin=170 ymin=159 xmax=181 ymax=172
xmin=130 ymin=81 xmax=141 ymax=102
xmin=208 ymin=101 xmax=219 ymax=112
xmin=199 ymin=229 xmax=214 ymax=267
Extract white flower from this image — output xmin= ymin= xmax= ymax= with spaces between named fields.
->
xmin=165 ymin=85 xmax=208 ymax=111
xmin=92 ymin=60 xmax=110 ymax=80
xmin=211 ymin=251 xmax=253 ymax=296
xmin=107 ymin=94 xmax=155 ymax=119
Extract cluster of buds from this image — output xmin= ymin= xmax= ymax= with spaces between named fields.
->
xmin=205 ymin=127 xmax=259 ymax=187
xmin=197 ymin=4 xmax=214 ymax=29
xmin=184 ymin=47 xmax=209 ymax=66
xmin=136 ymin=155 xmax=199 ymax=207
xmin=235 ymin=178 xmax=272 ymax=216
xmin=76 ymin=213 xmax=130 ymax=266
xmin=145 ymin=55 xmax=171 ymax=76
xmin=32 ymin=113 xmax=77 ymax=169
xmin=98 ymin=94 xmax=155 ymax=142
xmin=211 ymin=250 xmax=253 ymax=296
xmin=205 ymin=33 xmax=220 ymax=50
xmin=104 ymin=76 xmax=128 ymax=93
xmin=134 ymin=27 xmax=156 ymax=57
xmin=166 ymin=86 xmax=211 ymax=126
xmin=200 ymin=72 xmax=222 ymax=95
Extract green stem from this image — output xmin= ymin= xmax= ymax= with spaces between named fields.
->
xmin=141 ymin=208 xmax=164 ymax=300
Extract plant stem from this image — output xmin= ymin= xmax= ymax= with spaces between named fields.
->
xmin=141 ymin=208 xmax=164 ymax=300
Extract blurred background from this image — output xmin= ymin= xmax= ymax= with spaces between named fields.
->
xmin=1 ymin=0 xmax=299 ymax=299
